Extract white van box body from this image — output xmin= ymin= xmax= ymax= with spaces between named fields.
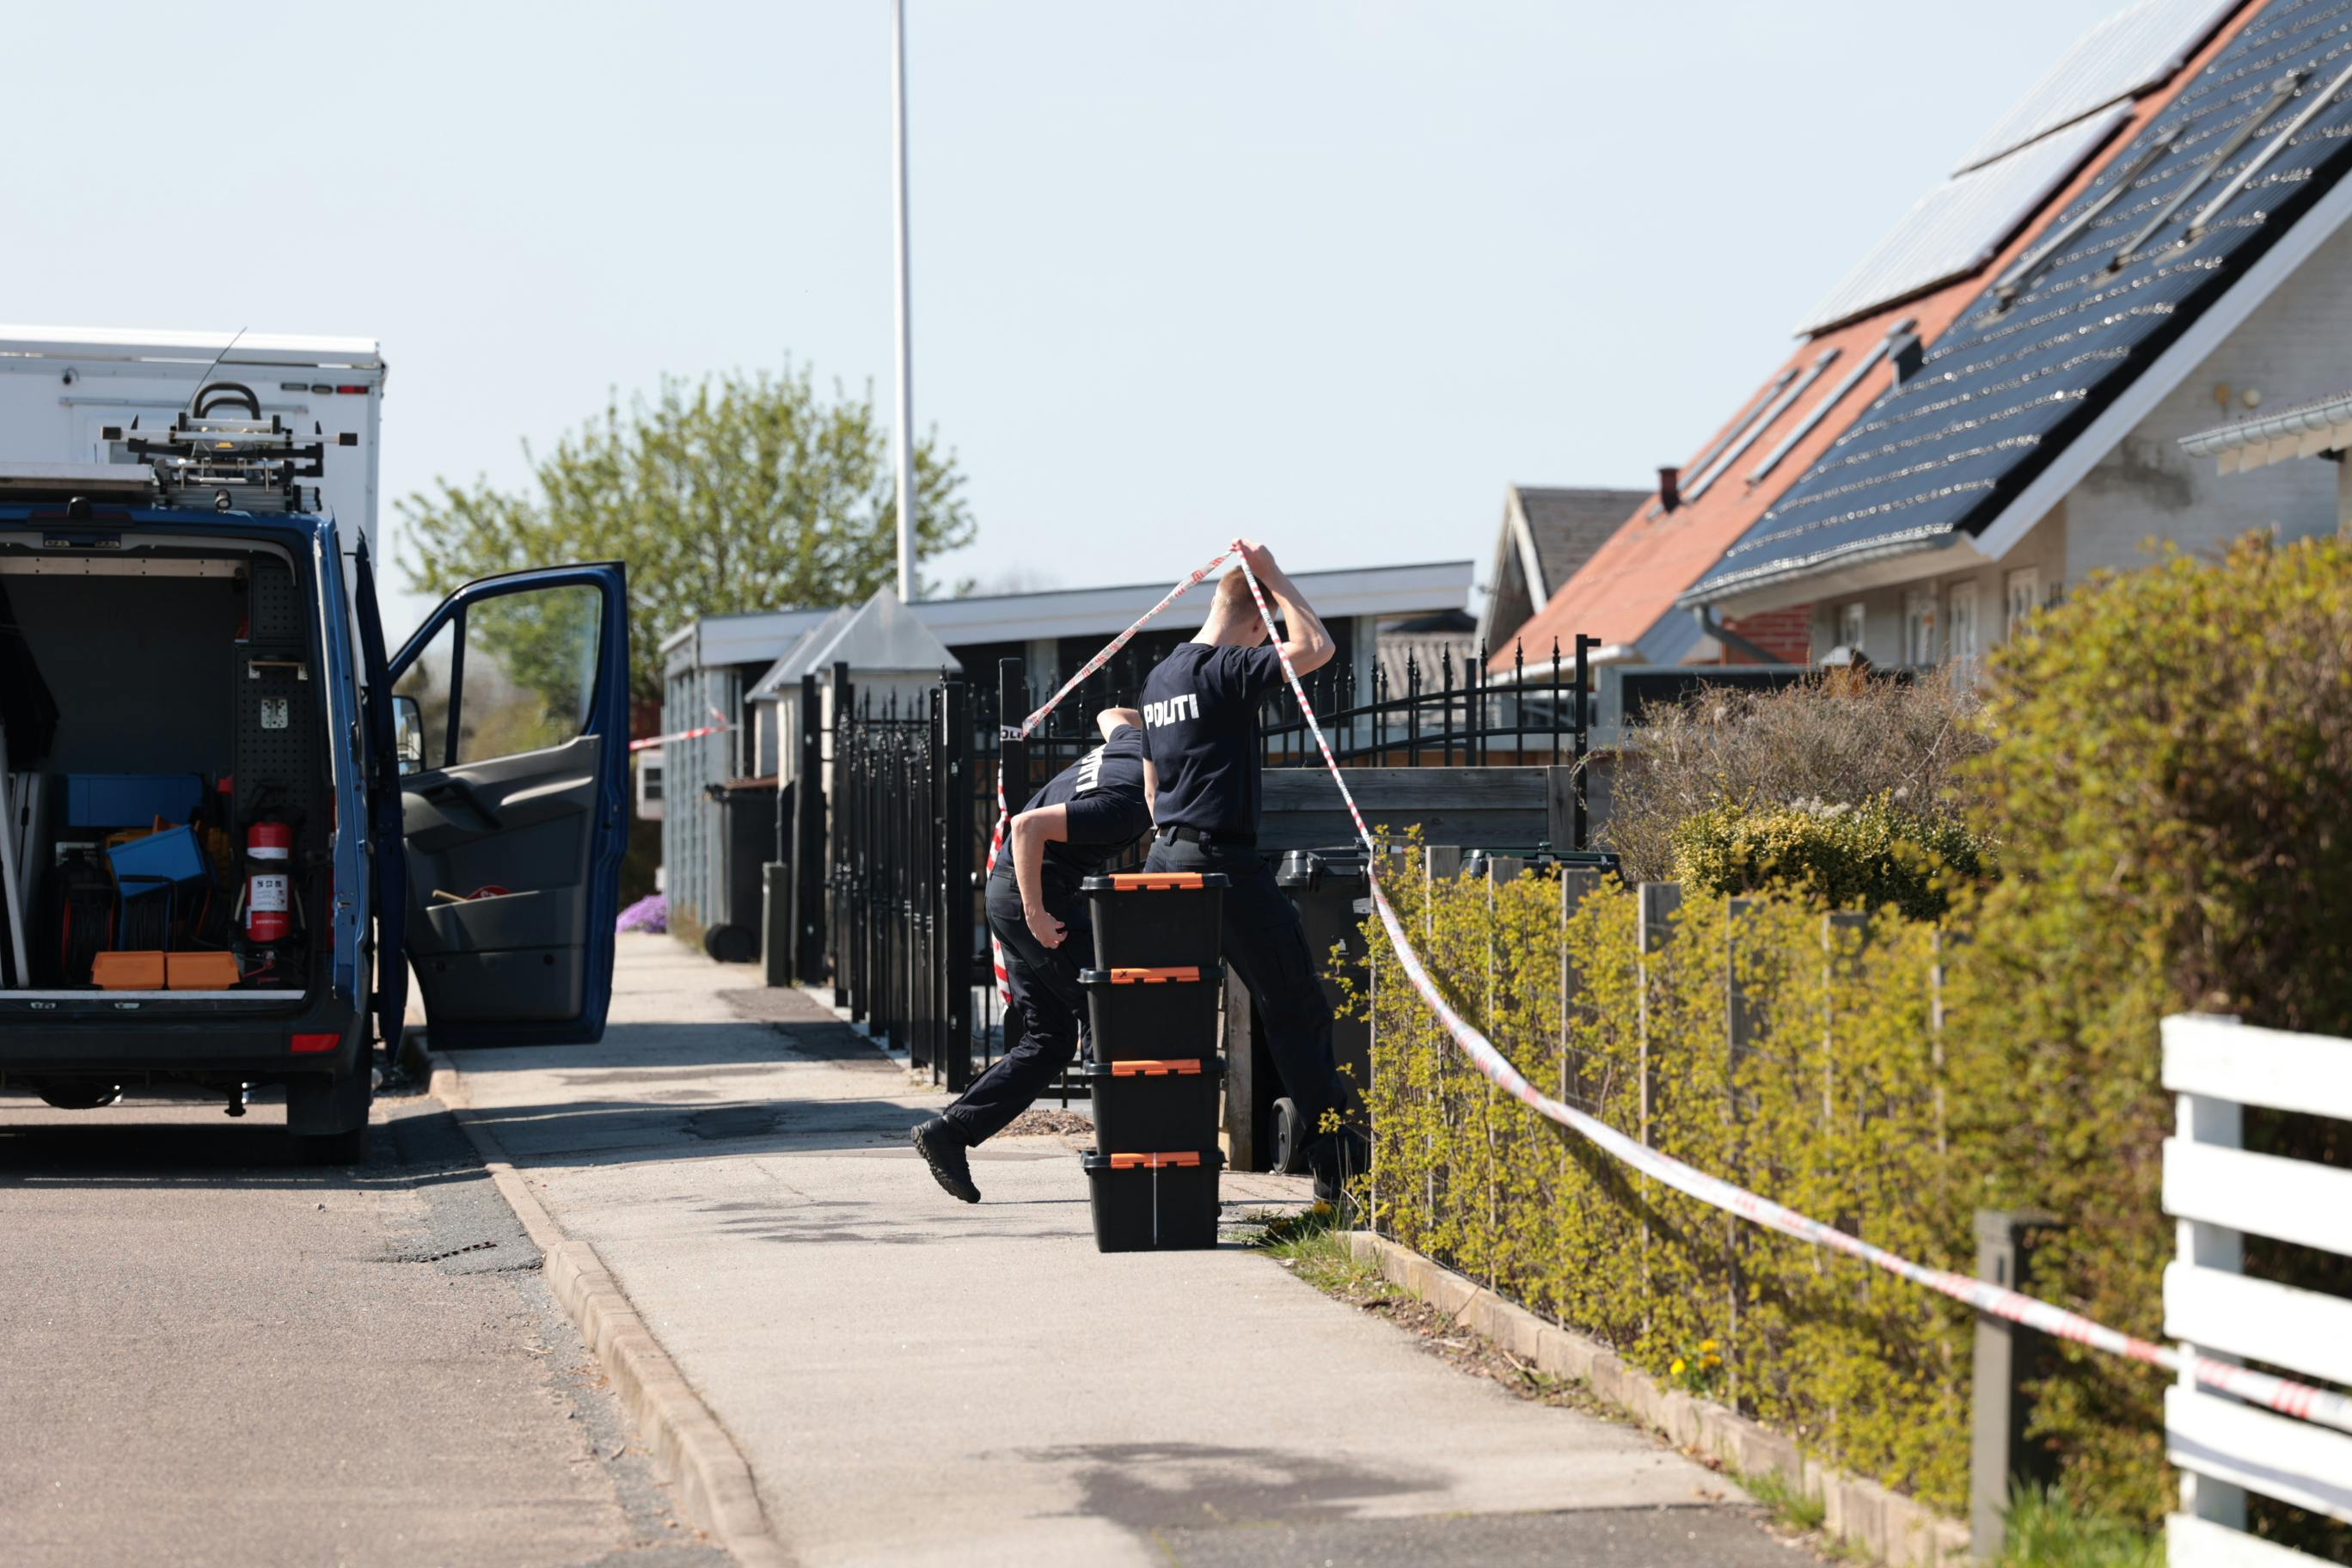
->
xmin=0 ymin=325 xmax=384 ymax=571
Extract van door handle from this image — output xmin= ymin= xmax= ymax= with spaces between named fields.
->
xmin=419 ymin=778 xmax=500 ymax=830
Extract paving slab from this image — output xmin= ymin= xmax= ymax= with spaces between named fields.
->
xmin=446 ymin=934 xmax=1792 ymax=1567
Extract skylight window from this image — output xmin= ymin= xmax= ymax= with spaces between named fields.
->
xmin=1683 ymin=346 xmax=1841 ymax=504
xmin=2111 ymin=69 xmax=2308 ymax=267
xmin=1745 ymin=322 xmax=1913 ymax=485
xmin=1994 ymin=129 xmax=2177 ymax=303
xmin=2189 ymin=58 xmax=2352 ymax=236
xmin=1677 ymin=367 xmax=1800 ymax=491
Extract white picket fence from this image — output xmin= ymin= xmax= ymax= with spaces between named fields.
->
xmin=2163 ymin=1014 xmax=2352 ymax=1565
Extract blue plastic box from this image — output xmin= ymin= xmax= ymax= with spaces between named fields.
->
xmin=68 ymin=774 xmax=205 ymax=829
xmin=106 ymin=824 xmax=210 ymax=888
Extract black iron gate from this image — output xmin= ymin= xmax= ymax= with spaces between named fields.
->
xmin=820 ymin=634 xmax=1599 ymax=1094
xmin=830 ymin=672 xmax=973 ymax=1088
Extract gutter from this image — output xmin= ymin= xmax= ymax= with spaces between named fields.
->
xmin=2180 ymin=388 xmax=2352 ymax=468
xmin=1674 ymin=528 xmax=1957 ymax=610
xmin=1692 ymin=605 xmax=1785 ymax=666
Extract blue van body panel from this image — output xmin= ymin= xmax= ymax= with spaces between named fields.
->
xmin=351 ymin=543 xmax=408 ymax=1059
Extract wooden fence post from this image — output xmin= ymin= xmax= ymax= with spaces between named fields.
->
xmin=1726 ymin=896 xmax=1760 ymax=1403
xmin=1969 ymin=1209 xmax=2065 ymax=1561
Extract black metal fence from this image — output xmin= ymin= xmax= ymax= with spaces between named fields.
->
xmin=821 ymin=634 xmax=1599 ymax=1093
xmin=826 ymin=668 xmax=973 ymax=1089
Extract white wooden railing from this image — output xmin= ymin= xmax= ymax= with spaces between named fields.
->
xmin=2163 ymin=1013 xmax=2352 ymax=1565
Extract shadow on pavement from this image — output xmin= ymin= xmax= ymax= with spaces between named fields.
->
xmin=1021 ymin=1441 xmax=1442 ymax=1532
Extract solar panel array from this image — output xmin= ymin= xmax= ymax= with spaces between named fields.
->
xmin=1954 ymin=0 xmax=2240 ymax=172
xmin=1795 ymin=107 xmax=2132 ymax=334
xmin=1698 ymin=0 xmax=2352 ymax=601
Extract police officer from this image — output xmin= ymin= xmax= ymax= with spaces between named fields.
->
xmin=913 ymin=707 xmax=1150 ymax=1204
xmin=1138 ymin=541 xmax=1364 ymax=1200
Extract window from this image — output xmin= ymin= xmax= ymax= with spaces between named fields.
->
xmin=392 ymin=583 xmax=604 ymax=770
xmin=1948 ymin=581 xmax=1980 ymax=674
xmin=2006 ymin=569 xmax=2041 ymax=640
xmin=1838 ymin=602 xmax=1868 ymax=657
xmin=1904 ymin=590 xmax=1939 ymax=665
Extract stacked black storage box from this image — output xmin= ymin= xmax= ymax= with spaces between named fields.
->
xmin=1076 ymin=871 xmax=1229 ymax=1252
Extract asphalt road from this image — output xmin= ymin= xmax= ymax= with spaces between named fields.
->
xmin=0 ymin=1077 xmax=732 ymax=1568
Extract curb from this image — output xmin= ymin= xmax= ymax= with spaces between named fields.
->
xmin=405 ymin=1034 xmax=793 ymax=1568
xmin=1347 ymin=1231 xmax=1968 ymax=1568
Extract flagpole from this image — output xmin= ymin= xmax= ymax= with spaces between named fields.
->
xmin=891 ymin=0 xmax=917 ymax=603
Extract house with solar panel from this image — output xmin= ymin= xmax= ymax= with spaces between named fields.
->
xmin=1676 ymin=0 xmax=2352 ymax=670
xmin=1504 ymin=0 xmax=2340 ymax=679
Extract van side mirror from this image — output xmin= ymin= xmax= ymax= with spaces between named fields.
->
xmin=391 ymin=695 xmax=426 ymax=775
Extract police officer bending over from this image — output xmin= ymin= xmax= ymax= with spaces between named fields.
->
xmin=1139 ymin=540 xmax=1366 ymax=1200
xmin=913 ymin=707 xmax=1150 ymax=1203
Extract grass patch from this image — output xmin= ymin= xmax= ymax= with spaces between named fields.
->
xmin=2000 ymin=1486 xmax=2160 ymax=1568
xmin=1738 ymin=1467 xmax=1827 ymax=1534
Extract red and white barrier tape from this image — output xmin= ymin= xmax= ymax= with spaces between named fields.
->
xmin=983 ymin=546 xmax=1237 ymax=1001
xmin=628 ymin=706 xmax=735 ymax=754
xmin=1221 ymin=552 xmax=2352 ymax=1440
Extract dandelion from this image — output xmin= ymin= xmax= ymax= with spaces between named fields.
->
xmin=1700 ymin=1338 xmax=1719 ymax=1353
xmin=1670 ymin=1357 xmax=1687 ymax=1376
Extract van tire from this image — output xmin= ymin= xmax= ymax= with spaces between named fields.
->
xmin=292 ymin=1124 xmax=368 ymax=1165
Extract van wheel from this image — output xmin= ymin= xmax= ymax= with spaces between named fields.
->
xmin=292 ymin=1125 xmax=368 ymax=1166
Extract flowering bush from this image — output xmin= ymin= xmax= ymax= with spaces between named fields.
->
xmin=1668 ymin=793 xmax=1992 ymax=920
xmin=616 ymin=893 xmax=669 ymax=934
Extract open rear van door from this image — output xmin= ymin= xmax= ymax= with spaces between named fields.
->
xmin=384 ymin=564 xmax=629 ymax=1048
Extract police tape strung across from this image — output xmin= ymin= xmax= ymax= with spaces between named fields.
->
xmin=1222 ymin=548 xmax=2352 ymax=1442
xmin=983 ymin=546 xmax=1238 ymax=999
xmin=968 ymin=536 xmax=2352 ymax=1439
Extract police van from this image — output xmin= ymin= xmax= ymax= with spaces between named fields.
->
xmin=0 ymin=339 xmax=628 ymax=1161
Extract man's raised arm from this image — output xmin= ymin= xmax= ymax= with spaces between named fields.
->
xmin=1238 ymin=539 xmax=1334 ymax=675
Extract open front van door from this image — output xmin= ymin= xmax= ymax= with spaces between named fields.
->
xmin=385 ymin=564 xmax=629 ymax=1048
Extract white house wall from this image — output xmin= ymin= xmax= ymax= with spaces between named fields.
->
xmin=1810 ymin=503 xmax=2067 ymax=669
xmin=2063 ymin=217 xmax=2352 ymax=581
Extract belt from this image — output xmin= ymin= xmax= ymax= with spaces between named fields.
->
xmin=1156 ymin=824 xmax=1256 ymax=848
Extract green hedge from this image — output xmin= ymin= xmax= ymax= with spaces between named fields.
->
xmin=1348 ymin=533 xmax=2352 ymax=1550
xmin=1355 ymin=859 xmax=1977 ymax=1510
xmin=1669 ymin=794 xmax=1992 ymax=920
xmin=1951 ymin=533 xmax=2352 ymax=1536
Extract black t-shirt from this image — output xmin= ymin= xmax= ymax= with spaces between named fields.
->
xmin=1139 ymin=642 xmax=1286 ymax=836
xmin=992 ymin=723 xmax=1151 ymax=896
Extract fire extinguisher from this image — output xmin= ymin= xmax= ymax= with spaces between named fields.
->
xmin=241 ymin=821 xmax=297 ymax=974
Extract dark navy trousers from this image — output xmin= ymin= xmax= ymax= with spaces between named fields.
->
xmin=1142 ymin=836 xmax=1344 ymax=1138
xmin=944 ymin=872 xmax=1090 ymax=1144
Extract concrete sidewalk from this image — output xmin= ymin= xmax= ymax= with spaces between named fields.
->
xmin=443 ymin=934 xmax=1794 ymax=1567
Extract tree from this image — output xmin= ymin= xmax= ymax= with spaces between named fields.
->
xmin=399 ymin=364 xmax=975 ymax=708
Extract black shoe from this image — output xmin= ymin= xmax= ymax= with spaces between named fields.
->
xmin=913 ymin=1117 xmax=981 ymax=1204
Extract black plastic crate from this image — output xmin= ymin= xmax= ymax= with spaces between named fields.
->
xmin=1084 ymin=1057 xmax=1227 ymax=1153
xmin=1082 ymin=1149 xmax=1223 ymax=1252
xmin=1079 ymin=965 xmax=1224 ymax=1062
xmin=1081 ymin=871 xmax=1228 ymax=971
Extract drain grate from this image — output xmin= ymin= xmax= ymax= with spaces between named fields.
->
xmin=389 ymin=1239 xmax=499 ymax=1265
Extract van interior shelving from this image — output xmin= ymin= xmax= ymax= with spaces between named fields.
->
xmin=0 ymin=535 xmax=328 ymax=1009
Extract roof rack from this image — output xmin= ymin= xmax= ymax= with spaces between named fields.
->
xmin=95 ymin=381 xmax=328 ymax=514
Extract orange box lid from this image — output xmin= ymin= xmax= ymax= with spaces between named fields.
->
xmin=165 ymin=952 xmax=242 ymax=990
xmin=1103 ymin=872 xmax=1206 ymax=891
xmin=1107 ymin=1151 xmax=1203 ymax=1170
xmin=1109 ymin=1058 xmax=1203 ymax=1076
xmin=92 ymin=951 xmax=167 ymax=990
xmin=1106 ymin=965 xmax=1202 ymax=984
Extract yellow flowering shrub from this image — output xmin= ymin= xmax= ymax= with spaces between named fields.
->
xmin=1351 ymin=850 xmax=1975 ymax=1510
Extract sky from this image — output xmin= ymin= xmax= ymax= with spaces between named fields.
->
xmin=5 ymin=0 xmax=2120 ymax=632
